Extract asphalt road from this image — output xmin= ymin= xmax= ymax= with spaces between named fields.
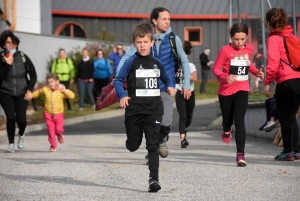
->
xmin=0 ymin=103 xmax=299 ymax=201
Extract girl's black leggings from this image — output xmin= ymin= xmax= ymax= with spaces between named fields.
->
xmin=219 ymin=91 xmax=248 ymax=153
xmin=175 ymin=90 xmax=195 ymax=135
xmin=0 ymin=91 xmax=28 ymax=143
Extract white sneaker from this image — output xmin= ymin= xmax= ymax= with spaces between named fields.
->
xmin=17 ymin=134 xmax=25 ymax=149
xmin=5 ymin=144 xmax=14 ymax=153
xmin=264 ymin=121 xmax=277 ymax=131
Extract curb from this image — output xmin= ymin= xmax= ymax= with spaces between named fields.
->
xmin=0 ymin=98 xmax=218 ymax=137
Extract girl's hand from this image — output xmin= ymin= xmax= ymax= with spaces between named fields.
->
xmin=256 ymin=70 xmax=264 ymax=80
xmin=227 ymin=74 xmax=237 ymax=84
xmin=264 ymin=85 xmax=271 ymax=97
xmin=167 ymin=87 xmax=175 ymax=96
xmin=24 ymin=90 xmax=32 ymax=101
xmin=58 ymin=84 xmax=66 ymax=93
xmin=119 ymin=96 xmax=131 ymax=108
xmin=4 ymin=52 xmax=13 ymax=65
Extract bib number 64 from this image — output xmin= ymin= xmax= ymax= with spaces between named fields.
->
xmin=237 ymin=67 xmax=246 ymax=75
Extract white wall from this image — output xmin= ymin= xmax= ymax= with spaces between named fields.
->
xmin=16 ymin=32 xmax=130 ymax=82
xmin=16 ymin=0 xmax=41 ymax=34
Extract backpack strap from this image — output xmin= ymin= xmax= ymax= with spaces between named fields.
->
xmin=169 ymin=32 xmax=179 ymax=59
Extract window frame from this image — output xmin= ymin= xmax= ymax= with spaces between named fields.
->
xmin=54 ymin=21 xmax=88 ymax=38
xmin=184 ymin=27 xmax=203 ymax=46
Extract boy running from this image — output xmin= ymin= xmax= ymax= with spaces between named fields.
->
xmin=114 ymin=23 xmax=175 ymax=192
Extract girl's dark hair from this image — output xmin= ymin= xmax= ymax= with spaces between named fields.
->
xmin=229 ymin=23 xmax=248 ymax=37
xmin=46 ymin=73 xmax=59 ymax=81
xmin=150 ymin=7 xmax=169 ymax=25
xmin=183 ymin=41 xmax=192 ymax=55
xmin=266 ymin=7 xmax=288 ymax=31
xmin=95 ymin=49 xmax=105 ymax=57
xmin=0 ymin=30 xmax=20 ymax=50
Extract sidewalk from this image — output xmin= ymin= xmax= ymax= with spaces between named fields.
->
xmin=0 ymin=98 xmax=218 ymax=138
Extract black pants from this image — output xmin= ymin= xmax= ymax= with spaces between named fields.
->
xmin=219 ymin=91 xmax=248 ymax=153
xmin=264 ymin=96 xmax=279 ymax=121
xmin=175 ymin=90 xmax=195 ymax=134
xmin=0 ymin=91 xmax=28 ymax=143
xmin=276 ymin=78 xmax=300 ymax=153
xmin=60 ymin=81 xmax=71 ymax=110
xmin=200 ymin=70 xmax=210 ymax=93
xmin=93 ymin=78 xmax=110 ymax=101
xmin=125 ymin=114 xmax=161 ymax=181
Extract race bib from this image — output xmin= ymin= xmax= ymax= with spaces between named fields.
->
xmin=230 ymin=60 xmax=250 ymax=81
xmin=135 ymin=69 xmax=160 ymax=97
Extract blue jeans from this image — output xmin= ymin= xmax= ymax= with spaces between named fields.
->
xmin=78 ymin=79 xmax=95 ymax=108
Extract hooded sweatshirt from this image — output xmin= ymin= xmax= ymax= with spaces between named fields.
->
xmin=212 ymin=43 xmax=259 ymax=96
xmin=264 ymin=25 xmax=300 ymax=85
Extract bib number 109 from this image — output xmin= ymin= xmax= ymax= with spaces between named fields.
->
xmin=144 ymin=78 xmax=157 ymax=89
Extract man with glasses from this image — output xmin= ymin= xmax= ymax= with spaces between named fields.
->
xmin=109 ymin=44 xmax=125 ymax=75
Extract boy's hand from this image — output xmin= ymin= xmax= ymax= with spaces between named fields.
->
xmin=24 ymin=90 xmax=32 ymax=101
xmin=167 ymin=87 xmax=175 ymax=96
xmin=120 ymin=96 xmax=131 ymax=108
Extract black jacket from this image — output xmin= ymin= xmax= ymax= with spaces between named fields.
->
xmin=0 ymin=51 xmax=37 ymax=97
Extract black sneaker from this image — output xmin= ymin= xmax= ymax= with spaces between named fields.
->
xmin=148 ymin=180 xmax=161 ymax=192
xmin=181 ymin=138 xmax=189 ymax=148
xmin=275 ymin=152 xmax=295 ymax=161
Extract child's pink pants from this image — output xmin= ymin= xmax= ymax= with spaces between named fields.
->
xmin=43 ymin=112 xmax=64 ymax=148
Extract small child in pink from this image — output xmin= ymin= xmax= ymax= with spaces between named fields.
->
xmin=25 ymin=73 xmax=75 ymax=152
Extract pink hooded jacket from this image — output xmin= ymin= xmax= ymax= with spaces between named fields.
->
xmin=264 ymin=25 xmax=300 ymax=85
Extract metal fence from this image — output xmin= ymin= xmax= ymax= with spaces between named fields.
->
xmin=229 ymin=0 xmax=300 ymax=92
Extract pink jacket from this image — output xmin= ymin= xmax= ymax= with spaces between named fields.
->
xmin=264 ymin=25 xmax=300 ymax=85
xmin=212 ymin=43 xmax=259 ymax=96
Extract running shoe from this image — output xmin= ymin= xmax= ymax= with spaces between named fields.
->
xmin=275 ymin=152 xmax=294 ymax=161
xmin=148 ymin=180 xmax=161 ymax=192
xmin=293 ymin=152 xmax=300 ymax=160
xmin=222 ymin=128 xmax=232 ymax=144
xmin=159 ymin=142 xmax=168 ymax=158
xmin=5 ymin=144 xmax=14 ymax=153
xmin=181 ymin=138 xmax=189 ymax=148
xmin=236 ymin=152 xmax=247 ymax=167
xmin=49 ymin=146 xmax=56 ymax=152
xmin=57 ymin=135 xmax=64 ymax=144
xmin=263 ymin=121 xmax=278 ymax=132
xmin=17 ymin=134 xmax=25 ymax=149
xmin=259 ymin=122 xmax=268 ymax=131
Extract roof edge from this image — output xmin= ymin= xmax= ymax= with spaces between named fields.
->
xmin=52 ymin=10 xmax=230 ymax=20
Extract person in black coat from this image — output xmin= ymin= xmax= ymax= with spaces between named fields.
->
xmin=199 ymin=48 xmax=213 ymax=93
xmin=0 ymin=30 xmax=37 ymax=153
xmin=77 ymin=48 xmax=95 ymax=111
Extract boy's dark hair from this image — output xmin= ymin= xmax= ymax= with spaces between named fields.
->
xmin=150 ymin=7 xmax=169 ymax=25
xmin=183 ymin=41 xmax=192 ymax=55
xmin=132 ymin=23 xmax=154 ymax=42
xmin=266 ymin=7 xmax=288 ymax=31
xmin=46 ymin=73 xmax=59 ymax=81
xmin=58 ymin=48 xmax=65 ymax=53
xmin=0 ymin=30 xmax=20 ymax=50
xmin=229 ymin=23 xmax=248 ymax=37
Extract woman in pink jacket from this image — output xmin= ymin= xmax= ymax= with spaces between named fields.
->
xmin=264 ymin=8 xmax=300 ymax=161
xmin=212 ymin=23 xmax=264 ymax=166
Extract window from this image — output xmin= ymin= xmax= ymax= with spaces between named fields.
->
xmin=54 ymin=22 xmax=88 ymax=38
xmin=184 ymin=27 xmax=202 ymax=46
